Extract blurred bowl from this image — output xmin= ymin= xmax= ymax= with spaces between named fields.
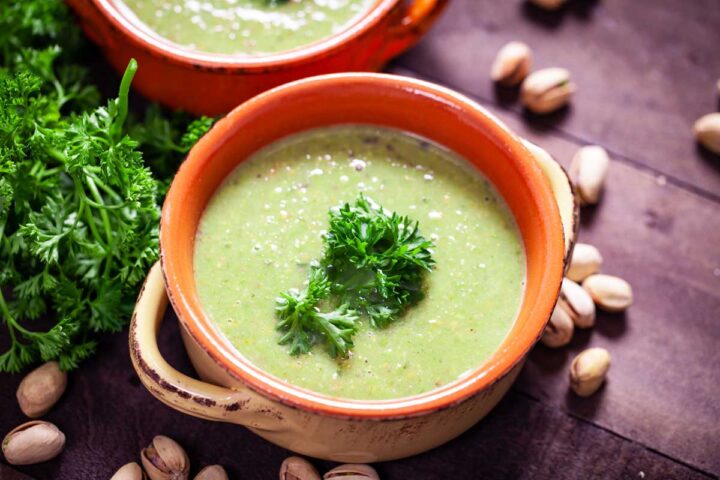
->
xmin=67 ymin=0 xmax=448 ymax=115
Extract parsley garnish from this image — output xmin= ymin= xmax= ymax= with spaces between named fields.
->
xmin=0 ymin=0 xmax=213 ymax=372
xmin=276 ymin=194 xmax=435 ymax=358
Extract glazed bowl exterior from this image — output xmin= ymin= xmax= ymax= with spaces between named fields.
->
xmin=130 ymin=74 xmax=574 ymax=462
xmin=66 ymin=0 xmax=448 ymax=115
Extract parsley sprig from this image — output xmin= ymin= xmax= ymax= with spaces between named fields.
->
xmin=0 ymin=0 xmax=213 ymax=373
xmin=276 ymin=194 xmax=435 ymax=358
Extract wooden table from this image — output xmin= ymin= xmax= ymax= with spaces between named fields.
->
xmin=2 ymin=1 xmax=719 ymax=478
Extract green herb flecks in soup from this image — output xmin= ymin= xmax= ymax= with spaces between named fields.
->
xmin=121 ymin=0 xmax=374 ymax=55
xmin=194 ymin=126 xmax=526 ymax=400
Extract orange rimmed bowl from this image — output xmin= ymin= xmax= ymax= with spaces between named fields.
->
xmin=66 ymin=0 xmax=448 ymax=116
xmin=129 ymin=73 xmax=577 ymax=462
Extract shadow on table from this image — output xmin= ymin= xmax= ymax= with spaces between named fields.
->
xmin=521 ymin=105 xmax=572 ymax=132
xmin=493 ymin=83 xmax=520 ymax=108
xmin=696 ymin=143 xmax=720 ymax=175
xmin=564 ymin=381 xmax=607 ymax=418
xmin=595 ymin=311 xmax=628 ymax=339
xmin=520 ymin=0 xmax=602 ymax=29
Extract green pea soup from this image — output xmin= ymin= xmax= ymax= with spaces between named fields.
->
xmin=194 ymin=125 xmax=526 ymax=400
xmin=120 ymin=0 xmax=375 ymax=55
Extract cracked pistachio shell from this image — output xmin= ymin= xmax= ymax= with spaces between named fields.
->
xmin=141 ymin=435 xmax=189 ymax=480
xmin=693 ymin=113 xmax=720 ymax=155
xmin=111 ymin=462 xmax=147 ymax=480
xmin=541 ymin=304 xmax=574 ymax=348
xmin=570 ymin=146 xmax=610 ymax=205
xmin=194 ymin=465 xmax=228 ymax=480
xmin=570 ymin=347 xmax=611 ymax=396
xmin=279 ymin=456 xmax=320 ymax=480
xmin=582 ymin=274 xmax=633 ymax=312
xmin=2 ymin=421 xmax=65 ymax=465
xmin=567 ymin=243 xmax=603 ymax=282
xmin=491 ymin=41 xmax=532 ymax=86
xmin=521 ymin=67 xmax=575 ymax=114
xmin=528 ymin=0 xmax=566 ymax=10
xmin=559 ymin=278 xmax=596 ymax=328
xmin=324 ymin=464 xmax=380 ymax=480
xmin=16 ymin=361 xmax=67 ymax=418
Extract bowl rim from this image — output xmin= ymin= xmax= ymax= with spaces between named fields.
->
xmin=160 ymin=73 xmax=565 ymax=419
xmin=94 ymin=0 xmax=396 ymax=69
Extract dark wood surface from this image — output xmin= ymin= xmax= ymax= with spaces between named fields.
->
xmin=2 ymin=0 xmax=719 ymax=478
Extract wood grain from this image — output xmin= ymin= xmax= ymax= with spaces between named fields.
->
xmin=395 ymin=0 xmax=720 ymax=198
xmin=389 ymin=65 xmax=720 ymax=475
xmin=2 ymin=1 xmax=720 ymax=478
xmin=0 ymin=311 xmax=713 ymax=480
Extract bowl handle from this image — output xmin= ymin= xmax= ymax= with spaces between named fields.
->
xmin=129 ymin=262 xmax=288 ymax=431
xmin=381 ymin=0 xmax=449 ymax=62
xmin=522 ymin=139 xmax=580 ymax=270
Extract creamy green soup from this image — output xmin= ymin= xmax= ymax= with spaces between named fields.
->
xmin=121 ymin=0 xmax=374 ymax=55
xmin=194 ymin=126 xmax=526 ymax=400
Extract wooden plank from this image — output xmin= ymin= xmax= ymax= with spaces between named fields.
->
xmin=390 ymin=65 xmax=720 ymax=475
xmin=0 ymin=313 xmax=711 ymax=480
xmin=394 ymin=0 xmax=720 ymax=198
xmin=0 ymin=465 xmax=33 ymax=480
xmin=3 ymin=74 xmax=719 ymax=480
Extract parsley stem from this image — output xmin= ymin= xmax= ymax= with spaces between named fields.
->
xmin=45 ymin=146 xmax=67 ymax=165
xmin=111 ymin=58 xmax=137 ymax=141
xmin=85 ymin=171 xmax=123 ymax=202
xmin=0 ymin=289 xmax=14 ymax=325
xmin=0 ymin=289 xmax=33 ymax=337
xmin=85 ymin=176 xmax=115 ymax=277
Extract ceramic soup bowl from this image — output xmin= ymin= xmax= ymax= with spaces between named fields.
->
xmin=66 ymin=0 xmax=448 ymax=115
xmin=130 ymin=73 xmax=577 ymax=462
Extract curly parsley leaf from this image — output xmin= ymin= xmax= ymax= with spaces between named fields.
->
xmin=0 ymin=0 xmax=214 ymax=373
xmin=276 ymin=194 xmax=435 ymax=358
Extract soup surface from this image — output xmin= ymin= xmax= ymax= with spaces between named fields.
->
xmin=194 ymin=126 xmax=526 ymax=400
xmin=121 ymin=0 xmax=374 ymax=55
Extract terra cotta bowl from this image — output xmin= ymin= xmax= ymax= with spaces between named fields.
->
xmin=66 ymin=0 xmax=448 ymax=115
xmin=129 ymin=73 xmax=577 ymax=462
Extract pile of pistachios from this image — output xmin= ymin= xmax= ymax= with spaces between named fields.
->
xmin=491 ymin=40 xmax=636 ymax=397
xmin=535 ymin=142 xmax=633 ymax=397
xmin=2 ymin=362 xmax=68 ymax=466
xmin=107 ymin=435 xmax=227 ymax=480
xmin=280 ymin=457 xmax=380 ymax=480
xmin=490 ymin=40 xmax=575 ymax=114
xmin=492 ymin=18 xmax=720 ymax=154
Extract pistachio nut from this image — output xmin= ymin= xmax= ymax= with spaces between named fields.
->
xmin=521 ymin=68 xmax=575 ymax=114
xmin=111 ymin=462 xmax=147 ymax=480
xmin=528 ymin=0 xmax=566 ymax=10
xmin=490 ymin=41 xmax=532 ymax=87
xmin=324 ymin=464 xmax=380 ymax=480
xmin=280 ymin=456 xmax=320 ymax=480
xmin=570 ymin=347 xmax=611 ymax=396
xmin=558 ymin=278 xmax=596 ymax=328
xmin=693 ymin=113 xmax=720 ymax=155
xmin=141 ymin=435 xmax=190 ymax=480
xmin=16 ymin=361 xmax=67 ymax=418
xmin=582 ymin=274 xmax=633 ymax=312
xmin=570 ymin=145 xmax=610 ymax=205
xmin=2 ymin=420 xmax=65 ymax=465
xmin=194 ymin=465 xmax=228 ymax=480
xmin=541 ymin=304 xmax=574 ymax=348
xmin=567 ymin=243 xmax=603 ymax=282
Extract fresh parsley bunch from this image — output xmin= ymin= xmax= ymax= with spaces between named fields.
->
xmin=0 ymin=0 xmax=212 ymax=372
xmin=276 ymin=194 xmax=435 ymax=358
